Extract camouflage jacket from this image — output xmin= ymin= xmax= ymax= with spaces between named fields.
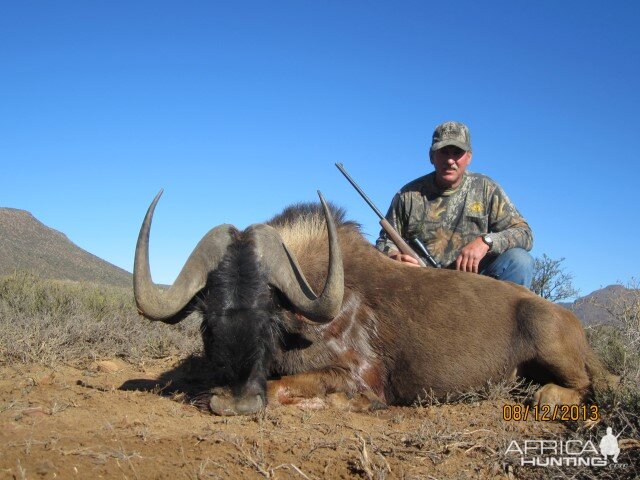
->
xmin=375 ymin=172 xmax=533 ymax=268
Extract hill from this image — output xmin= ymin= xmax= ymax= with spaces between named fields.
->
xmin=0 ymin=207 xmax=132 ymax=287
xmin=561 ymin=284 xmax=637 ymax=325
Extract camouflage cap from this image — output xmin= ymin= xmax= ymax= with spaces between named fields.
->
xmin=430 ymin=121 xmax=472 ymax=153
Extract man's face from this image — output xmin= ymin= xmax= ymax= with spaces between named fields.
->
xmin=430 ymin=145 xmax=472 ymax=189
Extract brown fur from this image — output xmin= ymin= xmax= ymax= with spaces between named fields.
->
xmin=267 ymin=206 xmax=604 ymax=408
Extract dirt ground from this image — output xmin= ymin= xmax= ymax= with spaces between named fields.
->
xmin=0 ymin=357 xmax=613 ymax=480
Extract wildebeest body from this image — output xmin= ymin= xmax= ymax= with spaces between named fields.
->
xmin=134 ymin=193 xmax=605 ymax=414
xmin=271 ymin=215 xmax=569 ymax=403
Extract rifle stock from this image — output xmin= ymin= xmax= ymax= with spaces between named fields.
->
xmin=379 ymin=218 xmax=427 ymax=267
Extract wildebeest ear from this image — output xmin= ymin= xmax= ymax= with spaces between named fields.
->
xmin=250 ymin=191 xmax=344 ymax=323
xmin=133 ymin=189 xmax=236 ymax=323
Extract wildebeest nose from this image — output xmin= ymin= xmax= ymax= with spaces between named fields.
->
xmin=209 ymin=394 xmax=237 ymax=416
xmin=209 ymin=393 xmax=264 ymax=416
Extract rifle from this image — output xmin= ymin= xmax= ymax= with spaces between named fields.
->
xmin=335 ymin=163 xmax=441 ymax=268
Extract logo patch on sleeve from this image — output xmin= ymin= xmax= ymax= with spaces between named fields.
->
xmin=469 ymin=202 xmax=484 ymax=214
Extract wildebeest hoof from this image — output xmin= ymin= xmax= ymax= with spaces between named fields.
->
xmin=209 ymin=394 xmax=238 ymax=416
xmin=326 ymin=392 xmax=387 ymax=412
xmin=367 ymin=397 xmax=388 ymax=411
xmin=351 ymin=391 xmax=388 ymax=412
xmin=533 ymin=384 xmax=582 ymax=409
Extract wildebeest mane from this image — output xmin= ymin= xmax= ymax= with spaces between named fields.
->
xmin=267 ymin=202 xmax=359 ymax=230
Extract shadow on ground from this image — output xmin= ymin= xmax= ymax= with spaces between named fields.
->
xmin=119 ymin=354 xmax=216 ymax=411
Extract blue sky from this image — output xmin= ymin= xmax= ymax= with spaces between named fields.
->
xmin=2 ymin=1 xmax=638 ymax=297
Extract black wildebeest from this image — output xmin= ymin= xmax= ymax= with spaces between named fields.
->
xmin=134 ymin=190 xmax=607 ymax=415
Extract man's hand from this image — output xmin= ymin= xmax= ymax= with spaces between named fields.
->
xmin=455 ymin=237 xmax=490 ymax=273
xmin=388 ymin=251 xmax=421 ymax=267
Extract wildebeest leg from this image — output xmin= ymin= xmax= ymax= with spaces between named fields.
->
xmin=267 ymin=368 xmax=386 ymax=411
xmin=527 ymin=308 xmax=591 ymax=407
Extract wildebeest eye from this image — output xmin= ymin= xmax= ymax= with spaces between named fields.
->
xmin=270 ymin=287 xmax=293 ymax=311
xmin=279 ymin=331 xmax=312 ymax=351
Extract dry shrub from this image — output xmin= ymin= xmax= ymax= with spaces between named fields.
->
xmin=0 ymin=271 xmax=202 ymax=365
xmin=413 ymin=377 xmax=538 ymax=409
xmin=584 ymin=280 xmax=640 ymax=466
xmin=532 ymin=279 xmax=640 ymax=480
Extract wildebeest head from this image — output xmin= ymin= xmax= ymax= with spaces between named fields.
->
xmin=133 ymin=190 xmax=344 ymax=415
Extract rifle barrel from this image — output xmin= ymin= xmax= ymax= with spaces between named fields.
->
xmin=336 ymin=162 xmax=429 ymax=268
xmin=335 ymin=163 xmax=385 ymax=219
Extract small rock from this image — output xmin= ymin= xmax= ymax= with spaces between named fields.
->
xmin=21 ymin=407 xmax=49 ymax=417
xmin=95 ymin=360 xmax=122 ymax=373
xmin=38 ymin=373 xmax=56 ymax=385
xmin=35 ymin=459 xmax=56 ymax=475
xmin=1 ymin=422 xmax=22 ymax=433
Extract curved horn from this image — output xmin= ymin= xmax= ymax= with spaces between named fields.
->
xmin=250 ymin=191 xmax=344 ymax=323
xmin=134 ymin=189 xmax=235 ymax=323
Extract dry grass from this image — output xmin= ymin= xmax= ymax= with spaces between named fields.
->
xmin=0 ymin=271 xmax=202 ymax=365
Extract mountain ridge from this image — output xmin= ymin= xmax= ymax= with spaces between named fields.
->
xmin=0 ymin=207 xmax=132 ymax=287
xmin=560 ymin=284 xmax=635 ymax=325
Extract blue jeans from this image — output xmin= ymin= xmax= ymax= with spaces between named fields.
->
xmin=479 ymin=248 xmax=534 ymax=289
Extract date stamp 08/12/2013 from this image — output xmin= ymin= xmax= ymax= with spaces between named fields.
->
xmin=503 ymin=404 xmax=600 ymax=422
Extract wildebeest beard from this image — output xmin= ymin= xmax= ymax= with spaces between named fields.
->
xmin=198 ymin=230 xmax=279 ymax=405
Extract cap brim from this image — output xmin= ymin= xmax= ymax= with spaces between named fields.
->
xmin=430 ymin=140 xmax=471 ymax=152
